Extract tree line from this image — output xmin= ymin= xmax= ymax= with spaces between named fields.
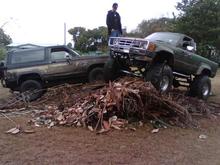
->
xmin=0 ymin=28 xmax=12 ymax=60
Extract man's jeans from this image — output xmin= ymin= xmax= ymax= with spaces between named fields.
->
xmin=109 ymin=30 xmax=121 ymax=45
xmin=111 ymin=30 xmax=121 ymax=37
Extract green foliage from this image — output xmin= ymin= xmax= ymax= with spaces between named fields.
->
xmin=0 ymin=28 xmax=11 ymax=60
xmin=68 ymin=26 xmax=108 ymax=53
xmin=197 ymin=44 xmax=220 ymax=65
xmin=174 ymin=0 xmax=220 ymax=63
xmin=0 ymin=47 xmax=7 ymax=60
xmin=175 ymin=0 xmax=220 ymax=49
xmin=127 ymin=17 xmax=175 ymax=38
xmin=68 ymin=27 xmax=86 ymax=43
xmin=0 ymin=28 xmax=12 ymax=46
xmin=176 ymin=0 xmax=199 ymax=14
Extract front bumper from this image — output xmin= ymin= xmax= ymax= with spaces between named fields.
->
xmin=109 ymin=37 xmax=155 ymax=62
xmin=110 ymin=48 xmax=154 ymax=62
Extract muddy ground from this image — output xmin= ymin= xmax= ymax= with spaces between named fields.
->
xmin=0 ymin=70 xmax=219 ymax=165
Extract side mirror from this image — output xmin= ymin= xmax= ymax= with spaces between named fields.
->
xmin=186 ymin=46 xmax=194 ymax=52
xmin=65 ymin=55 xmax=72 ymax=60
xmin=65 ymin=55 xmax=72 ymax=64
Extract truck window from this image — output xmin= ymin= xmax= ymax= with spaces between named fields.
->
xmin=182 ymin=36 xmax=196 ymax=52
xmin=11 ymin=49 xmax=45 ymax=64
xmin=51 ymin=51 xmax=70 ymax=61
xmin=182 ymin=37 xmax=193 ymax=47
xmin=50 ymin=48 xmax=72 ymax=61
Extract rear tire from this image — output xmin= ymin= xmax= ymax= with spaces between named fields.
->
xmin=189 ymin=75 xmax=211 ymax=100
xmin=145 ymin=64 xmax=173 ymax=93
xmin=88 ymin=67 xmax=104 ymax=83
xmin=20 ymin=80 xmax=43 ymax=101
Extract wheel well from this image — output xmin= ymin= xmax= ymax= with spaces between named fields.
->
xmin=87 ymin=64 xmax=104 ymax=74
xmin=201 ymin=69 xmax=211 ymax=77
xmin=18 ymin=73 xmax=42 ymax=85
xmin=152 ymin=51 xmax=174 ymax=68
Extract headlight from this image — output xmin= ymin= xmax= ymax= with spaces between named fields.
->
xmin=113 ymin=38 xmax=119 ymax=45
xmin=147 ymin=42 xmax=156 ymax=52
xmin=6 ymin=72 xmax=16 ymax=80
xmin=108 ymin=37 xmax=119 ymax=46
xmin=142 ymin=43 xmax=148 ymax=49
xmin=140 ymin=41 xmax=149 ymax=49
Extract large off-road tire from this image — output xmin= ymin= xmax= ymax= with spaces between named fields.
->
xmin=103 ymin=58 xmax=120 ymax=82
xmin=88 ymin=67 xmax=104 ymax=83
xmin=20 ymin=80 xmax=43 ymax=101
xmin=189 ymin=75 xmax=211 ymax=100
xmin=145 ymin=64 xmax=173 ymax=93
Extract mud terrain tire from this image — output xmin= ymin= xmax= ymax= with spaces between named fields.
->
xmin=189 ymin=75 xmax=211 ymax=100
xmin=20 ymin=80 xmax=43 ymax=101
xmin=146 ymin=64 xmax=173 ymax=93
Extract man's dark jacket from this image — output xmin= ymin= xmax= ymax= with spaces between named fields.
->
xmin=106 ymin=10 xmax=122 ymax=35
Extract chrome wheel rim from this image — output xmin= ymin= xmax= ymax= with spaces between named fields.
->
xmin=160 ymin=76 xmax=170 ymax=92
xmin=202 ymin=83 xmax=210 ymax=96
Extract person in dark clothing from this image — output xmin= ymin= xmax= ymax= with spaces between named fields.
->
xmin=106 ymin=3 xmax=122 ymax=38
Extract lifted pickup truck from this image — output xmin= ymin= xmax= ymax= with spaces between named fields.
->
xmin=1 ymin=45 xmax=108 ymax=100
xmin=104 ymin=32 xmax=218 ymax=100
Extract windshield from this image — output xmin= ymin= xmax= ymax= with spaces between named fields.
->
xmin=145 ymin=33 xmax=181 ymax=45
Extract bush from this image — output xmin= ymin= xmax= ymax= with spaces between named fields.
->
xmin=0 ymin=47 xmax=6 ymax=60
xmin=197 ymin=44 xmax=220 ymax=65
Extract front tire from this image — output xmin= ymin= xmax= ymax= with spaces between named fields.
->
xmin=145 ymin=64 xmax=173 ymax=93
xmin=189 ymin=75 xmax=211 ymax=100
xmin=20 ymin=80 xmax=43 ymax=101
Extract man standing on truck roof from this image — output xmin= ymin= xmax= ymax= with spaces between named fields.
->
xmin=106 ymin=3 xmax=122 ymax=40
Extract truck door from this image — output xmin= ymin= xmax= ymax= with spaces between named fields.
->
xmin=174 ymin=37 xmax=199 ymax=74
xmin=181 ymin=49 xmax=200 ymax=74
xmin=47 ymin=47 xmax=78 ymax=81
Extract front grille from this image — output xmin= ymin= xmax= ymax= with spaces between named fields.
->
xmin=109 ymin=37 xmax=148 ymax=49
xmin=118 ymin=39 xmax=133 ymax=46
xmin=109 ymin=37 xmax=149 ymax=56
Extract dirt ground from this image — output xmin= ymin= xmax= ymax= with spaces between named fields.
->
xmin=0 ymin=70 xmax=219 ymax=165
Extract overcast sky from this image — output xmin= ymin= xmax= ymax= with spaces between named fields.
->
xmin=0 ymin=0 xmax=180 ymax=45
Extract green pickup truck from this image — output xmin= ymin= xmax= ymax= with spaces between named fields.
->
xmin=104 ymin=32 xmax=218 ymax=100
